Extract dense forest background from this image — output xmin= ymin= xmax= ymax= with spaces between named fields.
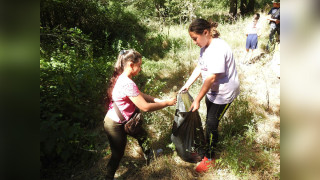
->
xmin=40 ymin=0 xmax=279 ymax=179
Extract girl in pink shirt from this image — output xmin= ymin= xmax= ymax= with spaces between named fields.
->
xmin=103 ymin=49 xmax=176 ymax=180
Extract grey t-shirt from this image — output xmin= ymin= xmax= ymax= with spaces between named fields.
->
xmin=268 ymin=7 xmax=280 ymax=28
xmin=198 ymin=38 xmax=240 ymax=104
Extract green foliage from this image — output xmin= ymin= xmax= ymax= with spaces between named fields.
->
xmin=166 ymin=142 xmax=176 ymax=151
xmin=220 ymin=95 xmax=255 ymax=137
xmin=124 ymin=0 xmax=201 ymax=24
xmin=40 ymin=120 xmax=82 ymax=162
xmin=41 ymin=0 xmax=109 ymax=56
xmin=162 ymin=0 xmax=199 ymax=24
xmin=40 ymin=42 xmax=111 ymax=167
xmin=217 ymin=95 xmax=272 ymax=175
xmin=40 ymin=27 xmax=93 ymax=59
xmin=134 ymin=71 xmax=167 ymax=97
xmin=256 ymin=0 xmax=273 ymax=12
xmin=142 ymin=33 xmax=172 ymax=59
xmin=41 ymin=0 xmax=148 ymax=57
xmin=143 ymin=74 xmax=167 ymax=95
xmin=40 ymin=12 xmax=115 ymax=169
xmin=197 ymin=0 xmax=229 ymax=14
xmin=106 ymin=1 xmax=148 ymax=53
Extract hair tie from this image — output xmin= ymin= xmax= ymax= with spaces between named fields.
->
xmin=120 ymin=50 xmax=127 ymax=55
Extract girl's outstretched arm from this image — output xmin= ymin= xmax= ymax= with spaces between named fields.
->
xmin=129 ymin=94 xmax=176 ymax=112
xmin=190 ymin=73 xmax=222 ymax=112
xmin=179 ymin=65 xmax=201 ymax=92
xmin=139 ymin=91 xmax=162 ymax=103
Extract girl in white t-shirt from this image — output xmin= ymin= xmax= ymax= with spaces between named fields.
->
xmin=180 ymin=19 xmax=240 ymax=173
xmin=244 ymin=13 xmax=261 ymax=63
xmin=104 ymin=49 xmax=176 ymax=179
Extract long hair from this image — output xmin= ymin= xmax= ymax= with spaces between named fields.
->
xmin=106 ymin=49 xmax=142 ymax=107
xmin=189 ymin=18 xmax=220 ymax=38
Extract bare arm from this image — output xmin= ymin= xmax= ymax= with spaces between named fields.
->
xmin=190 ymin=73 xmax=221 ymax=112
xmin=140 ymin=91 xmax=156 ymax=102
xmin=267 ymin=15 xmax=280 ymax=24
xmin=179 ymin=65 xmax=201 ymax=92
xmin=140 ymin=91 xmax=164 ymax=103
xmin=129 ymin=94 xmax=176 ymax=112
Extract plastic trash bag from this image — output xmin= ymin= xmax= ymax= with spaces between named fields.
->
xmin=171 ymin=91 xmax=206 ymax=163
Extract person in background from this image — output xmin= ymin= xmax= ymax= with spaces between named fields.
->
xmin=244 ymin=13 xmax=261 ymax=63
xmin=266 ymin=0 xmax=280 ymax=51
xmin=180 ymin=19 xmax=240 ymax=173
xmin=104 ymin=49 xmax=176 ymax=180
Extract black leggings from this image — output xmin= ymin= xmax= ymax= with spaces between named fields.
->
xmin=205 ymin=96 xmax=231 ymax=159
xmin=103 ymin=116 xmax=150 ymax=180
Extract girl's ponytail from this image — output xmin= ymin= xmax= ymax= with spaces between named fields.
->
xmin=189 ymin=19 xmax=220 ymax=38
xmin=209 ymin=21 xmax=220 ymax=38
xmin=105 ymin=50 xmax=142 ymax=107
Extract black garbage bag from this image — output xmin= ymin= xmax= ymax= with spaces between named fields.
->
xmin=171 ymin=91 xmax=206 ymax=163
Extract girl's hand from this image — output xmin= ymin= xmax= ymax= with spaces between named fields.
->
xmin=190 ymin=100 xmax=200 ymax=112
xmin=166 ymin=97 xmax=177 ymax=106
xmin=179 ymin=85 xmax=189 ymax=93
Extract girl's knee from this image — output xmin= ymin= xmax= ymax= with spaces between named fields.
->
xmin=111 ymin=151 xmax=125 ymax=160
xmin=206 ymin=121 xmax=219 ymax=131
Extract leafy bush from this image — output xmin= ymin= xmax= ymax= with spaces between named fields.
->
xmin=40 ymin=22 xmax=115 ymax=170
xmin=41 ymin=0 xmax=109 ymax=57
xmin=41 ymin=0 xmax=148 ymax=57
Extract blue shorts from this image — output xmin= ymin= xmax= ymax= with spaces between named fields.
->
xmin=246 ymin=34 xmax=258 ymax=49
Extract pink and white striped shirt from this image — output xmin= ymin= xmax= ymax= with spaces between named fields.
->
xmin=106 ymin=74 xmax=140 ymax=123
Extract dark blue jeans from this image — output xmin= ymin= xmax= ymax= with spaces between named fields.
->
xmin=103 ymin=117 xmax=150 ymax=180
xmin=205 ymin=96 xmax=231 ymax=159
xmin=267 ymin=26 xmax=280 ymax=50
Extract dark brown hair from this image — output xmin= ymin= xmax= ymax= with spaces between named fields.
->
xmin=189 ymin=18 xmax=220 ymax=38
xmin=106 ymin=49 xmax=142 ymax=106
xmin=254 ymin=13 xmax=260 ymax=20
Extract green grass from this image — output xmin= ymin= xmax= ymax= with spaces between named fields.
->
xmin=216 ymin=95 xmax=275 ymax=177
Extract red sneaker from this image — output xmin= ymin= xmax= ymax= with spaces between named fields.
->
xmin=195 ymin=156 xmax=215 ymax=173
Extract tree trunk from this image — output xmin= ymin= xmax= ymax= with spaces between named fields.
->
xmin=247 ymin=0 xmax=255 ymax=13
xmin=240 ymin=0 xmax=247 ymax=15
xmin=240 ymin=0 xmax=255 ymax=15
xmin=229 ymin=0 xmax=237 ymax=17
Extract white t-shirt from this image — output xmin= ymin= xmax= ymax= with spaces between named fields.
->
xmin=198 ymin=38 xmax=240 ymax=104
xmin=246 ymin=20 xmax=261 ymax=35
